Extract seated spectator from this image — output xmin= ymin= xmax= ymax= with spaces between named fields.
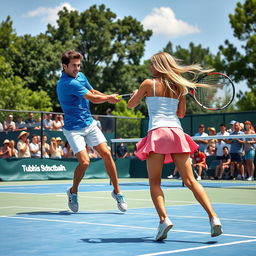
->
xmin=86 ymin=145 xmax=99 ymax=158
xmin=194 ymin=124 xmax=208 ymax=153
xmin=207 ymin=127 xmax=217 ymax=151
xmin=205 ymin=145 xmax=216 ymax=156
xmin=17 ymin=131 xmax=31 ymax=158
xmin=50 ymin=137 xmax=63 ymax=158
xmin=226 ymin=121 xmax=245 ymax=180
xmin=34 ymin=117 xmax=42 ymax=130
xmin=192 ymin=149 xmax=207 ymax=181
xmin=4 ymin=114 xmax=16 ymax=131
xmin=167 ymin=166 xmax=179 ymax=179
xmin=0 ymin=121 xmax=3 ymax=132
xmin=25 ymin=112 xmax=37 ymax=130
xmin=0 ymin=139 xmax=12 ymax=158
xmin=116 ymin=142 xmax=128 ymax=158
xmin=9 ymin=140 xmax=18 ymax=158
xmin=63 ymin=141 xmax=74 ymax=158
xmin=105 ymin=108 xmax=114 ymax=133
xmin=216 ymin=124 xmax=230 ymax=159
xmin=15 ymin=116 xmax=27 ymax=131
xmin=94 ymin=115 xmax=102 ymax=130
xmin=43 ymin=113 xmax=53 ymax=130
xmin=52 ymin=114 xmax=63 ymax=131
xmin=243 ymin=120 xmax=256 ymax=181
xmin=227 ymin=120 xmax=236 ymax=133
xmin=214 ymin=146 xmax=231 ymax=180
xmin=42 ymin=135 xmax=50 ymax=158
xmin=29 ymin=134 xmax=41 ymax=158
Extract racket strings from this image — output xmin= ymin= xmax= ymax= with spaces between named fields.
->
xmin=195 ymin=74 xmax=234 ymax=109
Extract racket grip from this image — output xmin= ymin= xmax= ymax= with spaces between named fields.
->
xmin=119 ymin=94 xmax=131 ymax=100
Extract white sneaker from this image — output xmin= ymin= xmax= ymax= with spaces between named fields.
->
xmin=111 ymin=191 xmax=128 ymax=212
xmin=167 ymin=175 xmax=173 ymax=179
xmin=247 ymin=176 xmax=254 ymax=181
xmin=197 ymin=176 xmax=201 ymax=181
xmin=155 ymin=217 xmax=173 ymax=241
xmin=210 ymin=216 xmax=223 ymax=237
xmin=66 ymin=187 xmax=78 ymax=213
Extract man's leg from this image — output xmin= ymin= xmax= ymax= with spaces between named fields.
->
xmin=94 ymin=142 xmax=127 ymax=212
xmin=71 ymin=149 xmax=90 ymax=194
xmin=94 ymin=142 xmax=120 ymax=193
xmin=66 ymin=149 xmax=90 ymax=213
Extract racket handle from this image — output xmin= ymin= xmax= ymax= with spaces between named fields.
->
xmin=118 ymin=94 xmax=131 ymax=100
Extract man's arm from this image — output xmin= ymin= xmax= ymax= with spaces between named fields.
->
xmin=90 ymin=89 xmax=106 ymax=96
xmin=84 ymin=90 xmax=119 ymax=104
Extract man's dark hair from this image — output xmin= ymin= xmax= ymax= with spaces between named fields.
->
xmin=61 ymin=50 xmax=83 ymax=66
xmin=220 ymin=124 xmax=226 ymax=127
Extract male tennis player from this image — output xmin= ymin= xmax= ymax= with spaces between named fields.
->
xmin=56 ymin=50 xmax=127 ymax=213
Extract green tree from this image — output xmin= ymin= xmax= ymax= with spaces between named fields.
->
xmin=46 ymin=4 xmax=152 ymax=113
xmin=0 ymin=56 xmax=52 ymax=112
xmin=0 ymin=16 xmax=61 ymax=110
xmin=112 ymin=100 xmax=144 ymax=139
xmin=0 ymin=16 xmax=20 ymax=62
xmin=218 ymin=0 xmax=256 ymax=110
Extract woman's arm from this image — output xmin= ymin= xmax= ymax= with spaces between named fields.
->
xmin=127 ymin=79 xmax=150 ymax=109
xmin=176 ymin=95 xmax=186 ymax=118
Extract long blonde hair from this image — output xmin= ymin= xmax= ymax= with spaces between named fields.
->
xmin=150 ymin=52 xmax=213 ymax=96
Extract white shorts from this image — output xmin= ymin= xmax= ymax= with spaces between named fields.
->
xmin=63 ymin=120 xmax=107 ymax=155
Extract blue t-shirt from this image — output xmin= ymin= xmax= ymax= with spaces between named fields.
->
xmin=229 ymin=131 xmax=244 ymax=153
xmin=194 ymin=132 xmax=208 ymax=153
xmin=56 ymin=71 xmax=94 ymax=130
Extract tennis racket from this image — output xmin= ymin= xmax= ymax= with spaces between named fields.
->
xmin=189 ymin=72 xmax=235 ymax=110
xmin=118 ymin=72 xmax=235 ymax=111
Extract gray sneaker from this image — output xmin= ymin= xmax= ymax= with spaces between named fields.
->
xmin=111 ymin=191 xmax=128 ymax=212
xmin=155 ymin=217 xmax=173 ymax=241
xmin=210 ymin=216 xmax=223 ymax=237
xmin=66 ymin=187 xmax=78 ymax=213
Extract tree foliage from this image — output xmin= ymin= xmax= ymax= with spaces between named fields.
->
xmin=218 ymin=0 xmax=256 ymax=110
xmin=0 ymin=56 xmax=52 ymax=111
xmin=46 ymin=4 xmax=152 ymax=113
xmin=112 ymin=100 xmax=144 ymax=139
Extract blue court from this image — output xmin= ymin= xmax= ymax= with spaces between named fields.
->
xmin=0 ymin=179 xmax=256 ymax=256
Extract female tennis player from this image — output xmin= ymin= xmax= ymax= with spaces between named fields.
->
xmin=127 ymin=52 xmax=223 ymax=241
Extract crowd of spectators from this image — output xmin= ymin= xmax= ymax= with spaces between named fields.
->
xmin=0 ymin=113 xmax=65 ymax=132
xmin=191 ymin=120 xmax=256 ymax=181
xmin=0 ymin=113 xmax=111 ymax=160
xmin=0 ymin=113 xmax=255 ymax=181
xmin=0 ymin=130 xmax=106 ymax=160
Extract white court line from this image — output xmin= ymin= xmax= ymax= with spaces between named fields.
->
xmin=1 ymin=205 xmax=256 ymax=224
xmin=136 ymin=239 xmax=256 ymax=256
xmin=0 ymin=215 xmax=256 ymax=239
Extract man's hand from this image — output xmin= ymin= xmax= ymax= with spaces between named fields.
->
xmin=108 ymin=94 xmax=120 ymax=104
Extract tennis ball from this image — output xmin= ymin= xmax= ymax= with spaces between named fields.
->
xmin=117 ymin=95 xmax=123 ymax=100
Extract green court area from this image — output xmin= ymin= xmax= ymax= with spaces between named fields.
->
xmin=1 ymin=178 xmax=255 ymax=216
xmin=1 ymin=179 xmax=256 ymax=256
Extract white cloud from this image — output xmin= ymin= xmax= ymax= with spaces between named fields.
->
xmin=24 ymin=2 xmax=76 ymax=26
xmin=142 ymin=7 xmax=200 ymax=38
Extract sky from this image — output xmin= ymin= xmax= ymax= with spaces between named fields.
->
xmin=0 ymin=0 xmax=247 ymax=92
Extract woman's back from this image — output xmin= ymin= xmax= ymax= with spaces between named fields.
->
xmin=146 ymin=79 xmax=182 ymax=131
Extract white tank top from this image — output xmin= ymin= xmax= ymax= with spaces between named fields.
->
xmin=146 ymin=80 xmax=182 ymax=131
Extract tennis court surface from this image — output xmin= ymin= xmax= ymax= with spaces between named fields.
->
xmin=0 ymin=178 xmax=256 ymax=256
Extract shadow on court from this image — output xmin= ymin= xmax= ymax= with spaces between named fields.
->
xmin=16 ymin=211 xmax=124 ymax=216
xmin=81 ymin=237 xmax=218 ymax=245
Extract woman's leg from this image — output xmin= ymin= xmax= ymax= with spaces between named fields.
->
xmin=172 ymin=153 xmax=217 ymax=220
xmin=146 ymin=152 xmax=166 ymax=222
